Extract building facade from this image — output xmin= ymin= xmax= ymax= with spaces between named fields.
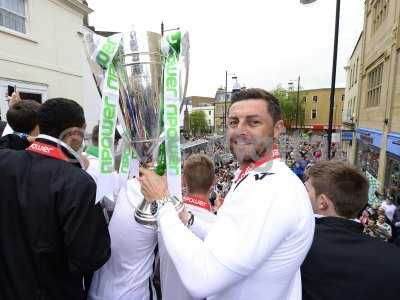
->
xmin=346 ymin=0 xmax=400 ymax=201
xmin=342 ymin=32 xmax=363 ymax=162
xmin=214 ymin=87 xmax=232 ymax=134
xmin=0 ymin=0 xmax=100 ymax=130
xmin=301 ymin=88 xmax=345 ymax=131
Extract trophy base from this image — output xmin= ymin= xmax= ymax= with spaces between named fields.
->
xmin=134 ymin=200 xmax=158 ymax=225
xmin=134 ymin=196 xmax=185 ymax=226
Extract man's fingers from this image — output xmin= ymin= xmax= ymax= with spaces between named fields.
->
xmin=139 ymin=167 xmax=151 ymax=176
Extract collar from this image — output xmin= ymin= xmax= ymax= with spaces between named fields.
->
xmin=315 ymin=216 xmax=364 ymax=234
xmin=184 ymin=194 xmax=213 ymax=212
xmin=234 ymin=145 xmax=280 ymax=184
xmin=31 ymin=134 xmax=83 ymax=168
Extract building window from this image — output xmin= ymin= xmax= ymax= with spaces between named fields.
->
xmin=341 ymin=95 xmax=345 ymax=101
xmin=0 ymin=0 xmax=26 ymax=33
xmin=303 ymin=96 xmax=307 ymax=102
xmin=373 ymin=0 xmax=389 ymax=32
xmin=367 ymin=63 xmax=383 ymax=107
xmin=311 ymin=109 xmax=317 ymax=119
xmin=312 ymin=96 xmax=318 ymax=102
xmin=208 ymin=111 xmax=212 ymax=116
xmin=355 ymin=57 xmax=359 ymax=84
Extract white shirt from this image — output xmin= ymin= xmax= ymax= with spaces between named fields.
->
xmin=88 ymin=179 xmax=157 ymax=300
xmin=159 ymin=201 xmax=217 ymax=300
xmin=85 ymin=153 xmax=121 ymax=210
xmin=158 ymin=159 xmax=315 ymax=300
xmin=1 ymin=124 xmax=12 ymax=137
xmin=381 ymin=201 xmax=397 ymax=222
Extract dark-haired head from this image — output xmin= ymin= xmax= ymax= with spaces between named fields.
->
xmin=230 ymin=88 xmax=282 ymax=124
xmin=7 ymin=100 xmax=41 ymax=135
xmin=228 ymin=88 xmax=284 ymax=165
xmin=38 ymin=98 xmax=86 ymax=151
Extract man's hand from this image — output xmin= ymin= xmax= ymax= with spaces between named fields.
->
xmin=80 ymin=154 xmax=90 ymax=170
xmin=7 ymin=91 xmax=21 ymax=108
xmin=179 ymin=208 xmax=191 ymax=225
xmin=27 ymin=136 xmax=36 ymax=144
xmin=139 ymin=167 xmax=169 ymax=202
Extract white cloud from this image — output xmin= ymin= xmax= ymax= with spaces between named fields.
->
xmin=86 ymin=0 xmax=364 ymax=97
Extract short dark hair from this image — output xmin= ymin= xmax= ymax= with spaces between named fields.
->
xmin=92 ymin=124 xmax=99 ymax=146
xmin=306 ymin=161 xmax=369 ymax=219
xmin=92 ymin=124 xmax=121 ymax=146
xmin=230 ymin=88 xmax=283 ymax=124
xmin=6 ymin=100 xmax=41 ymax=134
xmin=38 ymin=98 xmax=85 ymax=138
xmin=184 ymin=154 xmax=215 ymax=194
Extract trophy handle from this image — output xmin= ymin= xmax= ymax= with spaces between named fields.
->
xmin=179 ymin=32 xmax=190 ymax=113
xmin=134 ymin=196 xmax=185 ymax=226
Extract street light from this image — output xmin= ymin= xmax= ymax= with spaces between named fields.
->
xmin=301 ymin=0 xmax=341 ymax=160
xmin=224 ymin=71 xmax=236 ymax=133
xmin=161 ymin=21 xmax=180 ymax=36
xmin=288 ymin=76 xmax=301 ymax=132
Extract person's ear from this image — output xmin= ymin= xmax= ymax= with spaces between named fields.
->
xmin=317 ymin=194 xmax=334 ymax=212
xmin=273 ymin=120 xmax=285 ymax=140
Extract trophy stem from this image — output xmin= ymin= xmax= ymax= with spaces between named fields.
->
xmin=134 ymin=199 xmax=158 ymax=225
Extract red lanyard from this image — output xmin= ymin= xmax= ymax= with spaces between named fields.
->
xmin=26 ymin=141 xmax=69 ymax=161
xmin=184 ymin=195 xmax=212 ymax=212
xmin=234 ymin=144 xmax=280 ymax=183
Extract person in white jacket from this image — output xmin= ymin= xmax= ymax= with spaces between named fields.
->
xmin=159 ymin=153 xmax=217 ymax=300
xmin=140 ymin=88 xmax=315 ymax=300
xmin=88 ymin=178 xmax=158 ymax=300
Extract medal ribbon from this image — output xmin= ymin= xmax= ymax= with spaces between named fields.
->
xmin=184 ymin=195 xmax=212 ymax=212
xmin=26 ymin=141 xmax=69 ymax=161
xmin=234 ymin=144 xmax=281 ymax=184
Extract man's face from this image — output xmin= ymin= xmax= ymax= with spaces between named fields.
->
xmin=378 ymin=216 xmax=385 ymax=224
xmin=227 ymin=99 xmax=282 ymax=165
xmin=61 ymin=123 xmax=86 ymax=152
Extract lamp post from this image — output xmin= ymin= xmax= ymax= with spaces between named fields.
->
xmin=289 ymin=76 xmax=301 ymax=132
xmin=224 ymin=71 xmax=236 ymax=133
xmin=161 ymin=21 xmax=180 ymax=36
xmin=301 ymin=0 xmax=341 ymax=160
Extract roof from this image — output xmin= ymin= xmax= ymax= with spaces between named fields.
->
xmin=349 ymin=31 xmax=363 ymax=60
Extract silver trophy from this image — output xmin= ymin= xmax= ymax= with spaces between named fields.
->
xmin=115 ymin=31 xmax=189 ymax=225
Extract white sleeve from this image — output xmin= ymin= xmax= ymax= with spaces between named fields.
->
xmin=189 ymin=214 xmax=214 ymax=240
xmin=158 ymin=180 xmax=297 ymax=298
xmin=158 ymin=203 xmax=242 ymax=299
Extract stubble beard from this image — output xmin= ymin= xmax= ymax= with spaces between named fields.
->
xmin=229 ymin=134 xmax=274 ymax=166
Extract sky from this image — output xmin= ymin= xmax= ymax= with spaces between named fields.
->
xmin=86 ymin=0 xmax=364 ymax=98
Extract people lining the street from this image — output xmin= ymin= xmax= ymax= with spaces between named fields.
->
xmin=1 ymin=88 xmax=400 ymax=300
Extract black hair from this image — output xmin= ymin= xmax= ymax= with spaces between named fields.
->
xmin=6 ymin=100 xmax=40 ymax=134
xmin=92 ymin=124 xmax=121 ymax=146
xmin=230 ymin=88 xmax=283 ymax=124
xmin=38 ymin=98 xmax=85 ymax=138
xmin=92 ymin=124 xmax=99 ymax=146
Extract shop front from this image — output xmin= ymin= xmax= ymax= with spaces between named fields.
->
xmin=355 ymin=128 xmax=382 ymax=179
xmin=385 ymin=132 xmax=400 ymax=203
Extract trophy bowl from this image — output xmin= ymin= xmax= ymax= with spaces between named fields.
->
xmin=115 ymin=31 xmax=185 ymax=225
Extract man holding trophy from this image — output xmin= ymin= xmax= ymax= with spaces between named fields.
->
xmin=140 ymin=89 xmax=315 ymax=300
xmin=84 ymin=29 xmax=190 ymax=300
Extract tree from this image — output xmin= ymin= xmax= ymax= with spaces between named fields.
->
xmin=189 ymin=110 xmax=209 ymax=136
xmin=271 ymin=85 xmax=305 ymax=130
